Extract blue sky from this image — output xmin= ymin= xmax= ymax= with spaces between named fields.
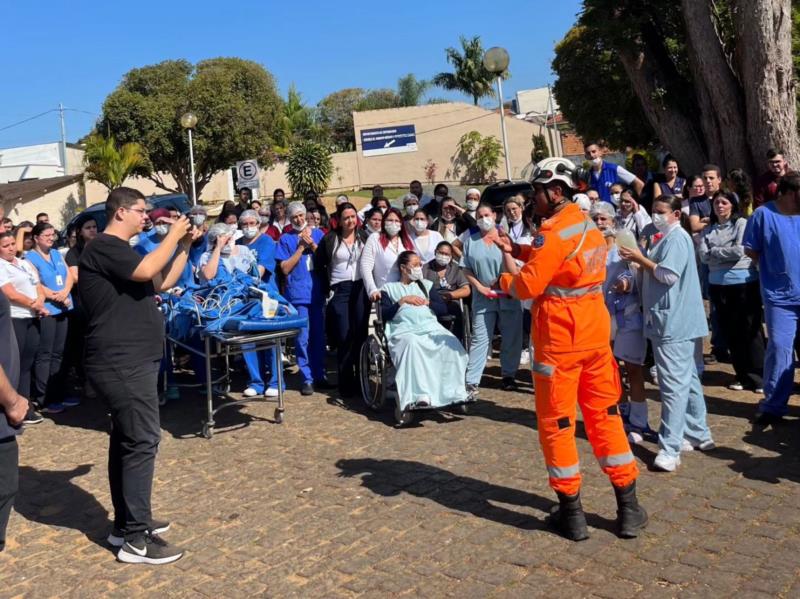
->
xmin=0 ymin=0 xmax=583 ymax=149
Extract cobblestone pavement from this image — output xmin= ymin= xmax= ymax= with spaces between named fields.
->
xmin=2 ymin=357 xmax=800 ymax=598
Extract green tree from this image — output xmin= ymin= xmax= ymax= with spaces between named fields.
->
xmin=317 ymin=88 xmax=366 ymax=151
xmin=432 ymin=36 xmax=507 ymax=105
xmin=397 ymin=74 xmax=430 ymax=106
xmin=286 ymin=141 xmax=333 ymax=197
xmin=552 ymin=0 xmax=799 ymax=174
xmin=358 ymin=89 xmax=401 ymax=111
xmin=83 ymin=134 xmax=149 ymax=190
xmin=98 ymin=58 xmax=283 ymax=199
xmin=276 ymin=84 xmax=326 ymax=155
xmin=532 ymin=134 xmax=550 ymax=162
xmin=452 ymin=130 xmax=503 ymax=184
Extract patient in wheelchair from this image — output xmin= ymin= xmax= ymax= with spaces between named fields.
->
xmin=380 ymin=251 xmax=469 ymax=410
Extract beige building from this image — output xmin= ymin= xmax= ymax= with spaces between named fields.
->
xmin=0 ymin=175 xmax=83 ymax=228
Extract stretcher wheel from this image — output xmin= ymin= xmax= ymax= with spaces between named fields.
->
xmin=202 ymin=422 xmax=214 ymax=439
xmin=274 ymin=408 xmax=284 ymax=424
xmin=394 ymin=406 xmax=414 ymax=426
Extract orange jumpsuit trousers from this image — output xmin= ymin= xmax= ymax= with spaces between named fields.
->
xmin=500 ymin=203 xmax=638 ymax=495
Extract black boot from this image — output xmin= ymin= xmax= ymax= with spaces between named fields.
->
xmin=614 ymin=481 xmax=648 ymax=539
xmin=548 ymin=492 xmax=589 ymax=541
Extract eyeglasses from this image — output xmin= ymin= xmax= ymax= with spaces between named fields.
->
xmin=125 ymin=207 xmax=147 ymax=215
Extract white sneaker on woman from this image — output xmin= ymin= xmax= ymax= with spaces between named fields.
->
xmin=243 ymin=387 xmax=259 ymax=398
xmin=653 ymin=451 xmax=681 ymax=472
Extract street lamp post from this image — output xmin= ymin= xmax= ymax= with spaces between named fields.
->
xmin=180 ymin=112 xmax=198 ymax=205
xmin=483 ymin=47 xmax=512 ymax=180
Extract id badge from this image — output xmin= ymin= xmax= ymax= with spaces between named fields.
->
xmin=55 ymin=275 xmax=64 ymax=286
xmin=305 ymin=254 xmax=314 ymax=271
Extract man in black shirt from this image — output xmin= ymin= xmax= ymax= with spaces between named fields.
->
xmin=0 ymin=292 xmax=27 ymax=553
xmin=78 ymin=187 xmax=200 ymax=564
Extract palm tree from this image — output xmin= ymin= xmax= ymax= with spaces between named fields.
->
xmin=83 ymin=134 xmax=149 ymax=190
xmin=432 ymin=35 xmax=507 ymax=105
xmin=397 ymin=74 xmax=430 ymax=106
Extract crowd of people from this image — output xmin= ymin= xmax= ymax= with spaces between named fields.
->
xmin=0 ymin=141 xmax=798 ymax=560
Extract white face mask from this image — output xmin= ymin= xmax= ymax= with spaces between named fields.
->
xmin=292 ymin=222 xmax=306 ymax=232
xmin=128 ymin=234 xmax=140 ymax=247
xmin=435 ymin=194 xmax=446 ymax=200
xmin=408 ymin=265 xmax=423 ymax=281
xmin=405 ymin=205 xmax=418 ymax=217
xmin=412 ymin=219 xmax=428 ymax=232
xmin=466 ymin=199 xmax=479 ymax=211
xmin=435 ymin=253 xmax=451 ymax=267
xmin=220 ymin=245 xmax=232 ymax=256
xmin=190 ymin=215 xmax=206 ymax=227
xmin=651 ymin=213 xmax=672 ymax=233
xmin=380 ymin=208 xmax=387 ymax=214
xmin=441 ymin=212 xmax=455 ymax=223
xmin=601 ymin=227 xmax=616 ymax=238
xmin=611 ymin=193 xmax=621 ymax=207
xmin=242 ymin=226 xmax=258 ymax=239
xmin=385 ymin=222 xmax=402 ymax=236
xmin=477 ymin=216 xmax=495 ymax=232
xmin=592 ymin=156 xmax=603 ymax=166
xmin=154 ymin=224 xmax=169 ymax=236
xmin=507 ymin=215 xmax=522 ymax=225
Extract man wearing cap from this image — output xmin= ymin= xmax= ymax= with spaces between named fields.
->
xmin=134 ymin=208 xmax=173 ymax=257
xmin=494 ymin=157 xmax=647 ymax=542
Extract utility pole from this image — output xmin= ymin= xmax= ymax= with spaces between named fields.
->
xmin=59 ymin=103 xmax=68 ymax=174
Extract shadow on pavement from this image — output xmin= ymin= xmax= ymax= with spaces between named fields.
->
xmin=335 ymin=458 xmax=617 ymax=535
xmin=15 ymin=464 xmax=113 ymax=552
xmin=707 ymin=422 xmax=800 ymax=484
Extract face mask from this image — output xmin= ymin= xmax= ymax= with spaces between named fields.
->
xmin=477 ymin=216 xmax=495 ymax=232
xmin=652 ymin=213 xmax=672 ymax=233
xmin=190 ymin=215 xmax=206 ymax=227
xmin=412 ymin=219 xmax=428 ymax=232
xmin=466 ymin=200 xmax=479 ymax=211
xmin=128 ymin=235 xmax=140 ymax=247
xmin=435 ymin=194 xmax=446 ymax=200
xmin=367 ymin=224 xmax=379 ymax=235
xmin=154 ymin=224 xmax=169 ymax=236
xmin=143 ymin=222 xmax=153 ymax=231
xmin=380 ymin=208 xmax=387 ymax=214
xmin=592 ymin=157 xmax=603 ymax=166
xmin=435 ymin=253 xmax=451 ymax=267
xmin=220 ymin=245 xmax=232 ymax=256
xmin=507 ymin=215 xmax=522 ymax=225
xmin=611 ymin=193 xmax=621 ymax=207
xmin=242 ymin=226 xmax=258 ymax=239
xmin=408 ymin=266 xmax=423 ymax=281
xmin=441 ymin=213 xmax=455 ymax=222
xmin=385 ymin=222 xmax=402 ymax=236
xmin=292 ymin=222 xmax=306 ymax=232
xmin=405 ymin=205 xmax=418 ymax=217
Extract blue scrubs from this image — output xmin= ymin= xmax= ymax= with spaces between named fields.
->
xmin=276 ymin=228 xmax=326 ymax=384
xmin=238 ymin=233 xmax=282 ymax=393
xmin=642 ymin=225 xmax=711 ymax=457
xmin=743 ymin=202 xmax=800 ymax=416
xmin=459 ymin=230 xmax=522 ymax=385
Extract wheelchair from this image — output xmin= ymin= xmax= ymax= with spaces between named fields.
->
xmin=359 ymin=296 xmax=473 ymax=426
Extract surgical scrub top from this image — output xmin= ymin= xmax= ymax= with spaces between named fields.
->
xmin=26 ymin=249 xmax=72 ymax=316
xmin=275 ymin=227 xmax=325 ymax=305
xmin=459 ymin=229 xmax=520 ymax=310
xmin=133 ymin=229 xmax=161 ymax=256
xmin=641 ymin=225 xmax=708 ymax=343
xmin=743 ymin=201 xmax=800 ymax=306
xmin=238 ymin=233 xmax=277 ymax=291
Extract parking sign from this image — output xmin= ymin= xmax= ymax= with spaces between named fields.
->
xmin=236 ymin=159 xmax=260 ymax=189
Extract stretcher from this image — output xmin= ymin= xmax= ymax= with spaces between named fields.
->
xmin=167 ymin=326 xmax=303 ymax=439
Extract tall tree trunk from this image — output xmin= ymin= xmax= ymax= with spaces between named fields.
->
xmin=617 ymin=46 xmax=708 ymax=174
xmin=734 ymin=0 xmax=800 ymax=170
xmin=680 ymin=0 xmax=754 ymax=174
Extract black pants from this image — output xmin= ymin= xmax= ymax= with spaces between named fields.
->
xmin=87 ymin=361 xmax=160 ymax=542
xmin=62 ymin=309 xmax=86 ymax=387
xmin=329 ymin=280 xmax=370 ymax=393
xmin=33 ymin=314 xmax=68 ymax=406
xmin=438 ymin=301 xmax=466 ymax=346
xmin=0 ymin=436 xmax=19 ymax=552
xmin=12 ymin=318 xmax=40 ymax=401
xmin=709 ymin=281 xmax=765 ymax=389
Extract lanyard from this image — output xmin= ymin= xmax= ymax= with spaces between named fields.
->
xmin=6 ymin=259 xmax=37 ymax=287
xmin=509 ymin=222 xmax=524 ymax=242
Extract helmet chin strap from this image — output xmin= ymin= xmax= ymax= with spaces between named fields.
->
xmin=544 ymin=185 xmax=568 ymax=215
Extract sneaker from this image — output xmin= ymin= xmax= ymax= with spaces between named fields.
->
xmin=23 ymin=409 xmax=44 ymax=425
xmin=728 ymin=382 xmax=744 ymax=391
xmin=466 ymin=384 xmax=479 ymax=398
xmin=41 ymin=403 xmax=65 ymax=414
xmin=519 ymin=349 xmax=531 ymax=366
xmin=649 ymin=365 xmax=658 ymax=385
xmin=653 ymin=451 xmax=681 ymax=472
xmin=264 ymin=388 xmax=280 ymax=398
xmin=754 ymin=387 xmax=764 ymax=394
xmin=62 ymin=397 xmax=81 ymax=407
xmin=116 ymin=532 xmax=183 ymax=565
xmin=301 ymin=383 xmax=314 ymax=396
xmin=696 ymin=439 xmax=716 ymax=451
xmin=108 ymin=520 xmax=171 ymax=547
xmin=242 ymin=387 xmax=259 ymax=398
xmin=680 ymin=439 xmax=694 ymax=453
xmin=627 ymin=430 xmax=644 ymax=445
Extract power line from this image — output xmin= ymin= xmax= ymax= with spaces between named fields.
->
xmin=0 ymin=109 xmax=58 ymax=133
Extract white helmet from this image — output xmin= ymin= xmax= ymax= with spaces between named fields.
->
xmin=531 ymin=157 xmax=579 ymax=190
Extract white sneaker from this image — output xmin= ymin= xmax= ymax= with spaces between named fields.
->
xmin=649 ymin=365 xmax=658 ymax=385
xmin=653 ymin=451 xmax=681 ymax=472
xmin=680 ymin=439 xmax=694 ymax=453
xmin=243 ymin=387 xmax=259 ymax=398
xmin=682 ymin=438 xmax=715 ymax=452
xmin=519 ymin=349 xmax=531 ymax=366
xmin=627 ymin=430 xmax=644 ymax=445
xmin=728 ymin=382 xmax=744 ymax=391
xmin=264 ymin=388 xmax=280 ymax=398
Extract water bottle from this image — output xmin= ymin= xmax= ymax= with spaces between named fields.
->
xmin=615 ymin=229 xmax=638 ymax=250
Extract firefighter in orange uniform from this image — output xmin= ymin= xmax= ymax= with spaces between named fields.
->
xmin=494 ymin=158 xmax=647 ymax=541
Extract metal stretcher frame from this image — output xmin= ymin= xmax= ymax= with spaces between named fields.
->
xmin=167 ymin=328 xmax=302 ymax=438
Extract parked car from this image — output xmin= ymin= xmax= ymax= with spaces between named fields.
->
xmin=479 ymin=180 xmax=534 ymax=212
xmin=63 ymin=192 xmax=192 ymax=238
